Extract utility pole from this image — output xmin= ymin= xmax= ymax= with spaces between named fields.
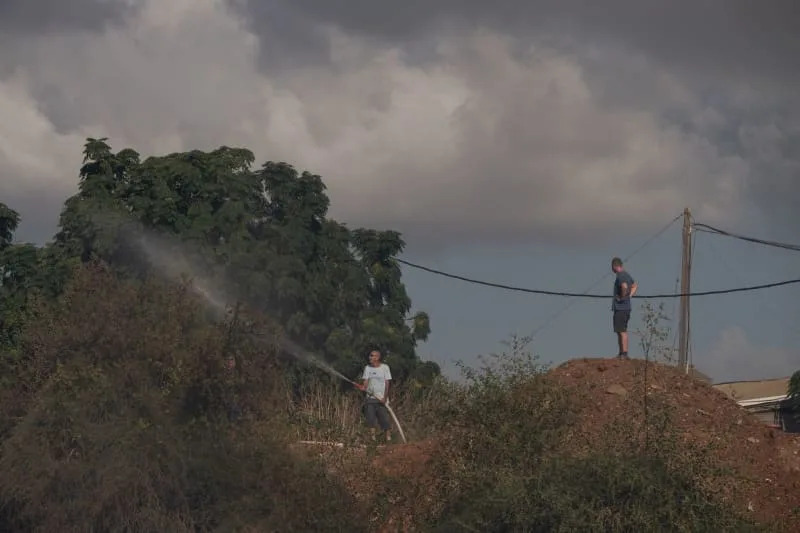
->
xmin=677 ymin=207 xmax=692 ymax=374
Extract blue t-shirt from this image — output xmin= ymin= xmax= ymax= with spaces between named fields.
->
xmin=612 ymin=271 xmax=635 ymax=311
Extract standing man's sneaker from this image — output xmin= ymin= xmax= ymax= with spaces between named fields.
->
xmin=617 ymin=352 xmax=630 ymax=359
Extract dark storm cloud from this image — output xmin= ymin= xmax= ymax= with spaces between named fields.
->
xmin=228 ymin=0 xmax=800 ymax=228
xmin=2 ymin=0 xmax=797 ymax=247
xmin=229 ymin=0 xmax=800 ymax=82
xmin=0 ymin=0 xmax=141 ymax=35
xmin=0 ymin=0 xmax=143 ymax=79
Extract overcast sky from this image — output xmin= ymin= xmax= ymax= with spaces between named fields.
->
xmin=1 ymin=0 xmax=798 ymax=383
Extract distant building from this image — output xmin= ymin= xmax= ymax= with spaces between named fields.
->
xmin=713 ymin=377 xmax=799 ymax=433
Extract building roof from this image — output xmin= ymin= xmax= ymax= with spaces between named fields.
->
xmin=713 ymin=377 xmax=790 ymax=402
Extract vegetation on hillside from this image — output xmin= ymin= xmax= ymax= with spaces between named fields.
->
xmin=0 ymin=265 xmax=363 ymax=531
xmin=361 ymin=338 xmax=763 ymax=532
xmin=0 ymin=139 xmax=780 ymax=531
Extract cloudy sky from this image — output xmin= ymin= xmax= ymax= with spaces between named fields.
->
xmin=2 ymin=0 xmax=798 ymax=383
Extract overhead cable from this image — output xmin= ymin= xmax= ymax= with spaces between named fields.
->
xmin=529 ymin=213 xmax=682 ymax=337
xmin=395 ymin=258 xmax=800 ymax=298
xmin=692 ymin=222 xmax=800 ymax=252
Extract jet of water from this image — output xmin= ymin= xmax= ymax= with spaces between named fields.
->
xmin=130 ymin=228 xmax=408 ymax=443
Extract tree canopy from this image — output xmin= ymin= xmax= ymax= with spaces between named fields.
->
xmin=1 ymin=138 xmax=437 ymax=382
xmin=0 ymin=203 xmax=20 ymax=250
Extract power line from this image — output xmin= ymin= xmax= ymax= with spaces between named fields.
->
xmin=698 ymin=229 xmax=787 ymax=319
xmin=529 ymin=213 xmax=682 ymax=337
xmin=395 ymin=257 xmax=800 ymax=298
xmin=693 ymin=222 xmax=800 ymax=252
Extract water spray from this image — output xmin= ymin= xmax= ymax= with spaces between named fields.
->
xmin=133 ymin=230 xmax=408 ymax=444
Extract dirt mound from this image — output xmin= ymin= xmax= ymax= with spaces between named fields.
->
xmin=375 ymin=439 xmax=436 ymax=479
xmin=310 ymin=358 xmax=799 ymax=531
xmin=293 ymin=439 xmax=439 ymax=532
xmin=549 ymin=357 xmax=800 ymax=530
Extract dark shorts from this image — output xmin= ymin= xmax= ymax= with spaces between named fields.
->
xmin=613 ymin=310 xmax=631 ymax=333
xmin=364 ymin=400 xmax=391 ymax=431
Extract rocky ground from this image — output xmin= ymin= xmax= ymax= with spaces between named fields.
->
xmin=303 ymin=358 xmax=800 ymax=532
xmin=549 ymin=358 xmax=800 ymax=530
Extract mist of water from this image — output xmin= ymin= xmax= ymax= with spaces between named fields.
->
xmin=130 ymin=228 xmax=408 ymax=443
xmin=132 ymin=230 xmax=354 ymax=383
xmin=135 ymin=232 xmax=229 ymax=319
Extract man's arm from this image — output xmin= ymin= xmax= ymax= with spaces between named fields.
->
xmin=618 ymin=273 xmax=637 ymax=299
xmin=618 ymin=281 xmax=629 ymax=299
xmin=354 ymin=367 xmax=368 ymax=391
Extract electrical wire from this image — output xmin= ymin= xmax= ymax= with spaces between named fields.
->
xmin=529 ymin=213 xmax=682 ymax=337
xmin=692 ymin=223 xmax=800 ymax=252
xmin=395 ymin=257 xmax=800 ymax=298
xmin=700 ymin=230 xmax=788 ymax=323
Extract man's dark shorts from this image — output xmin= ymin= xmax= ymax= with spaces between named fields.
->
xmin=613 ymin=310 xmax=631 ymax=333
xmin=364 ymin=399 xmax=391 ymax=431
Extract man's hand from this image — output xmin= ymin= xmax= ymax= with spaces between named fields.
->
xmin=354 ymin=383 xmax=365 ymax=391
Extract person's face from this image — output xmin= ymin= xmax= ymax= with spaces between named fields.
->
xmin=611 ymin=263 xmax=620 ymax=273
xmin=369 ymin=351 xmax=381 ymax=366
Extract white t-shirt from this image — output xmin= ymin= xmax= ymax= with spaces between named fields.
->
xmin=361 ymin=363 xmax=392 ymax=400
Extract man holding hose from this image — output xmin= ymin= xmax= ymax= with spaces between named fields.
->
xmin=354 ymin=350 xmax=393 ymax=442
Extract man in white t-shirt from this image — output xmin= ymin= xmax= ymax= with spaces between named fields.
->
xmin=355 ymin=349 xmax=393 ymax=442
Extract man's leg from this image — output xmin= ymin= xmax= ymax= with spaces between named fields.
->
xmin=622 ymin=311 xmax=631 ymax=355
xmin=614 ymin=311 xmax=631 ymax=358
xmin=364 ymin=401 xmax=379 ymax=439
xmin=376 ymin=405 xmax=392 ymax=441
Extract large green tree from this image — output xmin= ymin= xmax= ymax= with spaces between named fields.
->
xmin=0 ymin=204 xmax=38 ymax=353
xmin=0 ymin=203 xmax=20 ymax=250
xmin=52 ymin=138 xmax=435 ymax=382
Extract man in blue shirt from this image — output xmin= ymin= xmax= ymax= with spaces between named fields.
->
xmin=611 ymin=257 xmax=637 ymax=359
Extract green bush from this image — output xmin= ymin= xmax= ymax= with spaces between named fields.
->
xmin=417 ymin=336 xmax=760 ymax=532
xmin=431 ymin=451 xmax=760 ymax=533
xmin=0 ymin=263 xmax=362 ymax=532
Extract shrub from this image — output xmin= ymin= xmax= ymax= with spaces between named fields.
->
xmin=431 ymin=452 xmax=760 ymax=533
xmin=415 ymin=336 xmax=759 ymax=532
xmin=0 ymin=263 xmax=362 ymax=532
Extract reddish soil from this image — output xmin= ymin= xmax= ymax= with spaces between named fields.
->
xmin=308 ymin=358 xmax=800 ymax=532
xmin=292 ymin=439 xmax=438 ymax=532
xmin=549 ymin=358 xmax=800 ymax=531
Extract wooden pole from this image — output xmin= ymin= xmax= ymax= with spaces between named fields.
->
xmin=677 ymin=208 xmax=692 ymax=373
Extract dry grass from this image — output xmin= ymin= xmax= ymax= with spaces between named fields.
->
xmin=290 ymin=379 xmax=364 ymax=443
xmin=288 ymin=375 xmax=454 ymax=445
